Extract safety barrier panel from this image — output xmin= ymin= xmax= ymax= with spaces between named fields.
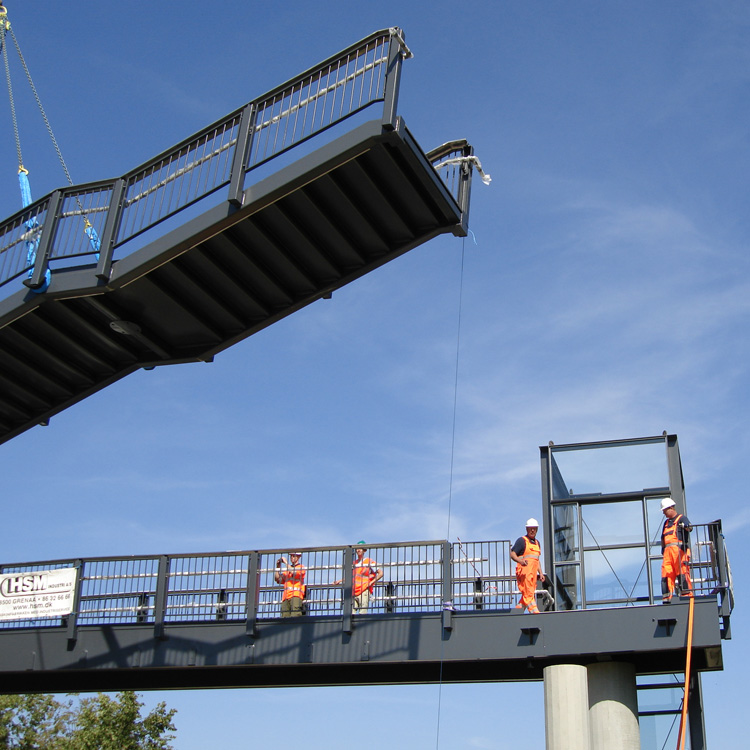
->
xmin=0 ymin=528 xmax=731 ymax=634
xmin=0 ymin=28 xmax=471 ymax=295
xmin=0 ymin=540 xmax=510 ymax=630
xmin=0 ymin=194 xmax=50 ymax=287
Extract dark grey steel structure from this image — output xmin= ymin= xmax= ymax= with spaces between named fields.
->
xmin=539 ymin=433 xmax=733 ymax=749
xmin=0 ymin=537 xmax=729 ymax=694
xmin=0 ymin=28 xmax=479 ymax=445
xmin=539 ymin=434 xmax=732 ymax=633
xmin=0 ymin=599 xmax=724 ymax=695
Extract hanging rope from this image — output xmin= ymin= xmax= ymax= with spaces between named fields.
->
xmin=3 ymin=5 xmax=75 ymax=188
xmin=676 ymin=595 xmax=695 ymax=750
xmin=445 ymin=243 xmax=465 ymax=542
xmin=1 ymin=3 xmax=24 ymax=173
xmin=433 ymin=236 xmax=467 ymax=750
xmin=1 ymin=1 xmax=101 ymax=294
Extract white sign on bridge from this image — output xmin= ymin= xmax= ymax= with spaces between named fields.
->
xmin=0 ymin=568 xmax=77 ymax=621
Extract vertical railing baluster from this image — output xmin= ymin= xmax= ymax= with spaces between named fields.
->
xmin=24 ymin=189 xmax=62 ymax=290
xmin=455 ymin=144 xmax=475 ymax=236
xmin=342 ymin=547 xmax=353 ymax=633
xmin=711 ymin=521 xmax=732 ymax=636
xmin=245 ymin=552 xmax=259 ymax=637
xmin=66 ymin=558 xmax=83 ymax=644
xmin=381 ymin=29 xmax=406 ymax=130
xmin=442 ymin=541 xmax=453 ymax=631
xmin=228 ymin=104 xmax=256 ymax=207
xmin=153 ymin=555 xmax=169 ymax=640
xmin=95 ymin=178 xmax=126 ymax=281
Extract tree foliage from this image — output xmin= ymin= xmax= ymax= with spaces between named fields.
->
xmin=0 ymin=694 xmax=69 ymax=750
xmin=0 ymin=691 xmax=176 ymax=750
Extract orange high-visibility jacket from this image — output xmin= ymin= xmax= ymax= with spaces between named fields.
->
xmin=518 ymin=536 xmax=541 ymax=565
xmin=662 ymin=514 xmax=689 ymax=551
xmin=280 ymin=563 xmax=306 ymax=601
xmin=353 ymin=558 xmax=377 ymax=596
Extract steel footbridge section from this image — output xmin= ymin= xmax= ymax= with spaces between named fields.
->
xmin=0 ymin=537 xmax=731 ymax=693
xmin=0 ymin=28 xmax=479 ymax=446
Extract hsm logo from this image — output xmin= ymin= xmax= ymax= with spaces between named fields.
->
xmin=0 ymin=574 xmax=47 ymax=598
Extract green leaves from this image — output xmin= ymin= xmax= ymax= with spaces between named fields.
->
xmin=0 ymin=692 xmax=176 ymax=749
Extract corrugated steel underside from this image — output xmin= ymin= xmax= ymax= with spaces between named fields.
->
xmin=0 ymin=119 xmax=465 ymax=445
xmin=0 ymin=599 xmax=723 ymax=693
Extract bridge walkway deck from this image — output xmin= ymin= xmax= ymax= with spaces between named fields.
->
xmin=0 ymin=28 xmax=478 ymax=445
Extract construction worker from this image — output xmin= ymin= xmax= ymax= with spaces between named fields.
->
xmin=660 ymin=498 xmax=692 ymax=603
xmin=510 ymin=519 xmax=545 ymax=613
xmin=275 ymin=551 xmax=306 ymax=617
xmin=335 ymin=541 xmax=384 ymax=614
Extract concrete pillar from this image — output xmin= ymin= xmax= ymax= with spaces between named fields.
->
xmin=587 ymin=662 xmax=640 ymax=750
xmin=544 ymin=663 xmax=591 ymax=750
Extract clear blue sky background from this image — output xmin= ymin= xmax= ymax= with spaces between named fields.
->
xmin=1 ymin=1 xmax=747 ymax=748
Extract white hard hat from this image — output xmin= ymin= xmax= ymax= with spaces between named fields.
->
xmin=660 ymin=498 xmax=676 ymax=511
xmin=526 ymin=518 xmax=539 ymax=528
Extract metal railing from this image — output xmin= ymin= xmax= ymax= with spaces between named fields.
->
xmin=551 ymin=521 xmax=733 ymax=639
xmin=0 ymin=28 xmax=469 ymax=295
xmin=0 ymin=523 xmax=733 ymax=635
xmin=644 ymin=521 xmax=733 ymax=621
xmin=0 ymin=195 xmax=50 ymax=288
xmin=0 ymin=540 xmax=515 ymax=631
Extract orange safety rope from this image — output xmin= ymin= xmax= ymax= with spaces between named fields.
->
xmin=676 ymin=595 xmax=695 ymax=750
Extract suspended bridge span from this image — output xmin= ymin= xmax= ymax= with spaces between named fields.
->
xmin=0 ymin=28 xmax=481 ymax=446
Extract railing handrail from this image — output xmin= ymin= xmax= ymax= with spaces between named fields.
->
xmin=1 ymin=28 xmax=436 ymax=292
xmin=0 ymin=538 xmax=452 ymax=571
xmin=0 ymin=530 xmax=732 ymax=638
xmin=0 ymin=539 xmax=512 ymax=630
xmin=246 ymin=28 xmax=407 ymax=115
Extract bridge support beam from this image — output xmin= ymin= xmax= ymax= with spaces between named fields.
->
xmin=588 ymin=662 xmax=640 ymax=750
xmin=544 ymin=663 xmax=590 ymax=750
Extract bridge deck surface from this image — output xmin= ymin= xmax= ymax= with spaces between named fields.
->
xmin=0 ymin=118 xmax=465 ymax=445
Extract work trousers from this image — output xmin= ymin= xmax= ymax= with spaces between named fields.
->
xmin=515 ymin=561 xmax=540 ymax=613
xmin=281 ymin=596 xmax=304 ymax=617
xmin=353 ymin=589 xmax=370 ymax=614
xmin=661 ymin=546 xmax=692 ymax=601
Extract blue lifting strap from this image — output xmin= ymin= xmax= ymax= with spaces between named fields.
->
xmin=19 ymin=168 xmax=50 ymax=293
xmin=5 ymin=1 xmax=98 ymax=291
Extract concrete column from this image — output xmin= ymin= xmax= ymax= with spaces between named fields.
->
xmin=588 ymin=662 xmax=640 ymax=750
xmin=544 ymin=663 xmax=591 ymax=750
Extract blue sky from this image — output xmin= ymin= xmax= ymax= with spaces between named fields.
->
xmin=1 ymin=1 xmax=747 ymax=747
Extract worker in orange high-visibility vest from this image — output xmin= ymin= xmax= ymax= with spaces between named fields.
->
xmin=510 ymin=519 xmax=545 ymax=614
xmin=335 ymin=541 xmax=384 ymax=614
xmin=275 ymin=551 xmax=306 ymax=617
xmin=660 ymin=498 xmax=693 ymax=603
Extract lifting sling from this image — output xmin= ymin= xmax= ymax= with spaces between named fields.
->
xmin=1 ymin=1 xmax=100 ymax=292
